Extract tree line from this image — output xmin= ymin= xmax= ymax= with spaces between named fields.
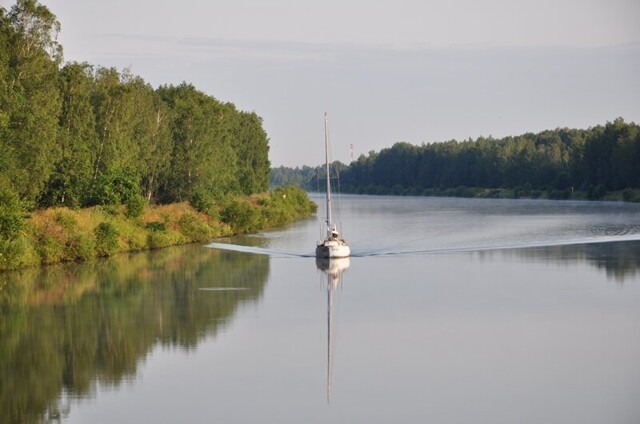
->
xmin=1 ymin=0 xmax=270 ymax=211
xmin=272 ymin=118 xmax=640 ymax=201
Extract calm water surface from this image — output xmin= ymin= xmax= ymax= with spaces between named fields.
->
xmin=2 ymin=195 xmax=640 ymax=423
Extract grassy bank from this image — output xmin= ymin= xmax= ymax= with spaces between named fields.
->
xmin=0 ymin=186 xmax=316 ymax=271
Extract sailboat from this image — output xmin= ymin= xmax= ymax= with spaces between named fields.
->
xmin=316 ymin=113 xmax=351 ymax=259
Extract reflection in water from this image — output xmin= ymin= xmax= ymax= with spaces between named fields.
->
xmin=2 ymin=196 xmax=639 ymax=423
xmin=316 ymin=257 xmax=350 ymax=404
xmin=0 ymin=245 xmax=269 ymax=424
xmin=486 ymin=240 xmax=640 ymax=283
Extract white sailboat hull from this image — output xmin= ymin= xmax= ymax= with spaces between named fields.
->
xmin=316 ymin=240 xmax=351 ymax=258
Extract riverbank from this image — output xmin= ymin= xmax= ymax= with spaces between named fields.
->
xmin=0 ymin=186 xmax=316 ymax=272
xmin=341 ymin=186 xmax=640 ymax=202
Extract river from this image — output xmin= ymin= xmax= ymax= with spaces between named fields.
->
xmin=2 ymin=194 xmax=640 ymax=423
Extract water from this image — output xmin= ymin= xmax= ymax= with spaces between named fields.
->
xmin=2 ymin=195 xmax=640 ymax=423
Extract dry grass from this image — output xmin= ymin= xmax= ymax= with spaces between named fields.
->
xmin=1 ymin=187 xmax=314 ymax=271
xmin=18 ymin=202 xmax=226 ymax=268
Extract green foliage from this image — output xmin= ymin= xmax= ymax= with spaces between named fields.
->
xmin=2 ymin=0 xmax=63 ymax=204
xmin=156 ymin=84 xmax=271 ymax=202
xmin=1 ymin=2 xmax=271 ymax=215
xmin=217 ymin=188 xmax=316 ymax=234
xmin=0 ymin=183 xmax=36 ymax=269
xmin=220 ymin=199 xmax=262 ymax=234
xmin=189 ymin=190 xmax=216 ymax=216
xmin=273 ymin=119 xmax=640 ymax=202
xmin=548 ymin=189 xmax=571 ymax=200
xmin=36 ymin=232 xmax=64 ymax=264
xmin=0 ymin=186 xmax=315 ymax=270
xmin=177 ymin=213 xmax=214 ymax=242
xmin=40 ymin=62 xmax=96 ymax=208
xmin=0 ymin=236 xmax=37 ymax=270
xmin=234 ymin=112 xmax=270 ymax=195
xmin=587 ymin=184 xmax=607 ymax=200
xmin=146 ymin=221 xmax=166 ymax=232
xmin=146 ymin=231 xmax=175 ymax=249
xmin=67 ymin=233 xmax=95 ymax=261
xmin=94 ymin=222 xmax=119 ymax=257
xmin=259 ymin=186 xmax=317 ymax=228
xmin=621 ymin=189 xmax=640 ymax=202
xmin=89 ymin=167 xmax=142 ymax=206
xmin=125 ymin=194 xmax=146 ymax=218
xmin=0 ymin=184 xmax=24 ymax=238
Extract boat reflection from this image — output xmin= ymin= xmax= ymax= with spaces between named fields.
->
xmin=315 ymin=257 xmax=350 ymax=403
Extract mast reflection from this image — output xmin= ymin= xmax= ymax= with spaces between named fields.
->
xmin=315 ymin=257 xmax=350 ymax=404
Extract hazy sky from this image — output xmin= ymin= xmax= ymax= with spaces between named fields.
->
xmin=22 ymin=0 xmax=640 ymax=166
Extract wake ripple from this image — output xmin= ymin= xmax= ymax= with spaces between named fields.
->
xmin=207 ymin=233 xmax=640 ymax=259
xmin=206 ymin=242 xmax=314 ymax=258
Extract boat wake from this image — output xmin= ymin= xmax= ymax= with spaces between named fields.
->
xmin=207 ymin=233 xmax=640 ymax=259
xmin=206 ymin=242 xmax=315 ymax=258
xmin=354 ymin=233 xmax=640 ymax=257
xmin=198 ymin=287 xmax=251 ymax=291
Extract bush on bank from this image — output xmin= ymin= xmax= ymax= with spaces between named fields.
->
xmin=0 ymin=186 xmax=316 ymax=271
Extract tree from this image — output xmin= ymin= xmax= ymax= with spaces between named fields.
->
xmin=158 ymin=83 xmax=238 ymax=202
xmin=234 ymin=111 xmax=270 ymax=194
xmin=40 ymin=62 xmax=96 ymax=207
xmin=273 ymin=118 xmax=640 ymax=198
xmin=2 ymin=0 xmax=62 ymax=205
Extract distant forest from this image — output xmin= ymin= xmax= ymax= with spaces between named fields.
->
xmin=0 ymin=0 xmax=270 ymax=210
xmin=272 ymin=118 xmax=640 ymax=201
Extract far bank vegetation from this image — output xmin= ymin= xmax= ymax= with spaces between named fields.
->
xmin=272 ymin=119 xmax=640 ymax=202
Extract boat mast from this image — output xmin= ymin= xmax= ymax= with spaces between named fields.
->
xmin=324 ymin=112 xmax=333 ymax=239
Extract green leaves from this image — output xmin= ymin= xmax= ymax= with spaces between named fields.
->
xmin=2 ymin=0 xmax=62 ymax=204
xmin=0 ymin=184 xmax=24 ymax=238
xmin=1 ymin=1 xmax=271 ymax=213
xmin=273 ymin=119 xmax=640 ymax=201
xmin=94 ymin=222 xmax=119 ymax=257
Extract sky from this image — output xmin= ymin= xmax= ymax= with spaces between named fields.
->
xmin=12 ymin=0 xmax=640 ymax=166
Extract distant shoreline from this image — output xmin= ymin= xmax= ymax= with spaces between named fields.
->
xmin=329 ymin=187 xmax=640 ymax=203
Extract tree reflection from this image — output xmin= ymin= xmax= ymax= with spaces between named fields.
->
xmin=0 ymin=245 xmax=268 ymax=423
xmin=483 ymin=240 xmax=640 ymax=283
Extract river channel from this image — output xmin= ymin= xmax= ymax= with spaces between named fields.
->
xmin=2 ymin=194 xmax=640 ymax=423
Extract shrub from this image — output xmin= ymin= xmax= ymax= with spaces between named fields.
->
xmin=548 ymin=189 xmax=570 ymax=200
xmin=1 ymin=187 xmax=317 ymax=270
xmin=54 ymin=210 xmax=77 ymax=230
xmin=221 ymin=199 xmax=262 ymax=234
xmin=0 ymin=186 xmax=24 ymax=239
xmin=147 ymin=231 xmax=174 ymax=249
xmin=37 ymin=233 xmax=65 ymax=264
xmin=530 ymin=190 xmax=542 ymax=199
xmin=125 ymin=194 xmax=146 ymax=218
xmin=99 ymin=204 xmax=120 ymax=216
xmin=0 ymin=237 xmax=38 ymax=270
xmin=259 ymin=186 xmax=317 ymax=228
xmin=178 ymin=213 xmax=214 ymax=242
xmin=66 ymin=233 xmax=95 ymax=261
xmin=622 ymin=188 xmax=640 ymax=202
xmin=146 ymin=221 xmax=166 ymax=232
xmin=94 ymin=222 xmax=119 ymax=257
xmin=588 ymin=184 xmax=607 ymax=200
xmin=190 ymin=191 xmax=215 ymax=216
xmin=391 ymin=184 xmax=405 ymax=195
